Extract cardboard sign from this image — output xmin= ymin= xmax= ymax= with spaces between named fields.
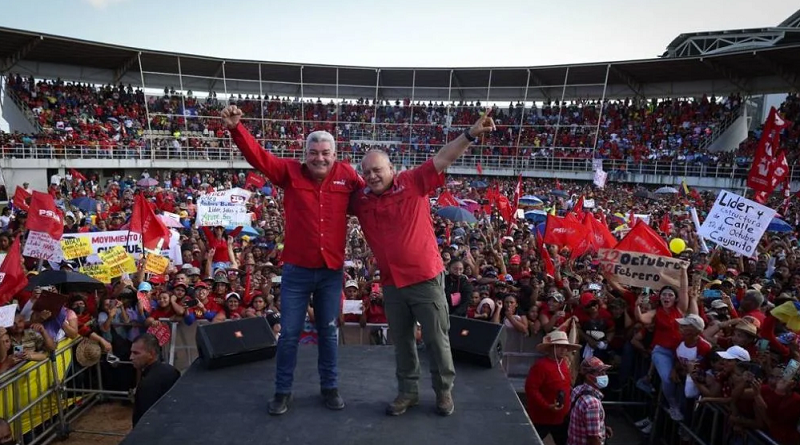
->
xmin=195 ymin=187 xmax=252 ymax=227
xmin=698 ymin=190 xmax=776 ymax=257
xmin=137 ymin=291 xmax=152 ymax=313
xmin=342 ymin=300 xmax=363 ymax=315
xmin=60 ymin=237 xmax=92 ymax=260
xmin=32 ymin=291 xmax=69 ymax=316
xmin=593 ymin=169 xmax=607 ymax=189
xmin=144 ymin=254 xmax=169 ymax=275
xmin=98 ymin=246 xmax=128 ymax=268
xmin=23 ymin=231 xmax=64 ymax=262
xmin=0 ymin=304 xmax=18 ymax=327
xmin=80 ymin=264 xmax=111 ymax=284
xmin=597 ymin=248 xmax=688 ymax=291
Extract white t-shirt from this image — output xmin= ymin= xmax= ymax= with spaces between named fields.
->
xmin=676 ymin=339 xmax=710 ymax=398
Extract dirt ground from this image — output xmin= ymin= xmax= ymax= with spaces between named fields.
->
xmin=61 ymin=403 xmax=131 ymax=445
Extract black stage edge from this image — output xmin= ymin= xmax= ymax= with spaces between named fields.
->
xmin=122 ymin=345 xmax=543 ymax=445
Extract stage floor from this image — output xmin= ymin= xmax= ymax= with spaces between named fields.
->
xmin=123 ymin=345 xmax=541 ymax=445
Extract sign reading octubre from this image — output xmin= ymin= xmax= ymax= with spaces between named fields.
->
xmin=597 ymin=248 xmax=688 ymax=290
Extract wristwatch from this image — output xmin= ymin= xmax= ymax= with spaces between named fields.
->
xmin=463 ymin=129 xmax=477 ymax=143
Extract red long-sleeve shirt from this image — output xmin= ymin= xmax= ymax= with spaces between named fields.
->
xmin=230 ymin=123 xmax=362 ymax=270
xmin=201 ymin=226 xmax=241 ymax=264
xmin=525 ymin=356 xmax=573 ymax=425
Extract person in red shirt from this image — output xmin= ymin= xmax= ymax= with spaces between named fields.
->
xmin=223 ymin=104 xmax=362 ymax=416
xmin=633 ymin=268 xmax=690 ymax=422
xmin=525 ymin=330 xmax=581 ymax=445
xmin=349 ymin=112 xmax=495 ymax=417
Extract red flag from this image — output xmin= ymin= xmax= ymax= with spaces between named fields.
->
xmin=69 ymin=168 xmax=87 ymax=182
xmin=507 ymin=175 xmax=523 ymax=235
xmin=555 ymin=179 xmax=562 ymax=190
xmin=0 ymin=236 xmax=28 ymax=305
xmin=659 ymin=213 xmax=672 ymax=236
xmin=614 ymin=220 xmax=671 ymax=257
xmin=544 ymin=214 xmax=587 ymax=248
xmin=444 ymin=225 xmax=451 ymax=244
xmin=132 ymin=194 xmax=171 ymax=250
xmin=628 ymin=210 xmax=637 ymax=227
xmin=12 ymin=186 xmax=31 ymax=212
xmin=476 ymin=162 xmax=483 ymax=175
xmin=748 ymin=107 xmax=791 ymax=193
xmin=27 ymin=191 xmax=64 ymax=240
xmin=585 ymin=213 xmax=617 ymax=251
xmin=754 ymin=191 xmax=769 ymax=205
xmin=496 ymin=196 xmax=514 ymax=223
xmin=540 ymin=244 xmax=556 ymax=277
xmin=573 ymin=196 xmax=585 ymax=220
xmin=244 ymin=171 xmax=267 ymax=190
xmin=437 ymin=190 xmax=459 ymax=208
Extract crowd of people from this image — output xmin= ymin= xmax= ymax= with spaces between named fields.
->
xmin=5 ymin=74 xmax=799 ymax=166
xmin=0 ymin=160 xmax=798 ymax=443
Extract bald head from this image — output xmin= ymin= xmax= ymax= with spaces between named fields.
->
xmin=361 ymin=150 xmax=395 ymax=196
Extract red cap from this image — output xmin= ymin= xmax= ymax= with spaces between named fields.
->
xmin=580 ymin=292 xmax=597 ymax=307
xmin=194 ymin=281 xmax=209 ymax=289
xmin=148 ymin=275 xmax=166 ymax=284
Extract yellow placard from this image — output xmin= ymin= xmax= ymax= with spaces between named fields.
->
xmin=121 ymin=256 xmax=138 ymax=274
xmin=98 ymin=246 xmax=128 ymax=268
xmin=60 ymin=237 xmax=92 ymax=260
xmin=144 ymin=254 xmax=169 ymax=275
xmin=80 ymin=264 xmax=111 ymax=284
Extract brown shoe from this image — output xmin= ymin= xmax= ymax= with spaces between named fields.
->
xmin=386 ymin=394 xmax=419 ymax=416
xmin=436 ymin=391 xmax=454 ymax=416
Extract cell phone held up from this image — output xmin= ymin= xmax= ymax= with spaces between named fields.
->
xmin=555 ymin=390 xmax=565 ymax=407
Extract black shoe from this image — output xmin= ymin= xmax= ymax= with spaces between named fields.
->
xmin=321 ymin=388 xmax=345 ymax=410
xmin=269 ymin=393 xmax=292 ymax=416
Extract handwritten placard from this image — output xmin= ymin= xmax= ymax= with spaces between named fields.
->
xmin=0 ymin=304 xmax=18 ymax=327
xmin=144 ymin=254 xmax=169 ymax=275
xmin=597 ymin=248 xmax=688 ymax=291
xmin=98 ymin=246 xmax=128 ymax=268
xmin=60 ymin=237 xmax=92 ymax=260
xmin=698 ymin=190 xmax=776 ymax=257
xmin=80 ymin=264 xmax=111 ymax=284
xmin=195 ymin=187 xmax=252 ymax=227
xmin=23 ymin=231 xmax=64 ymax=262
xmin=342 ymin=300 xmax=363 ymax=315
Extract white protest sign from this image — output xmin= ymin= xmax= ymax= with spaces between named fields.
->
xmin=583 ymin=199 xmax=596 ymax=209
xmin=698 ymin=190 xmax=776 ymax=257
xmin=195 ymin=187 xmax=252 ymax=227
xmin=23 ymin=231 xmax=64 ymax=262
xmin=0 ymin=304 xmax=17 ymax=327
xmin=342 ymin=300 xmax=363 ymax=315
xmin=598 ymin=249 xmax=688 ymax=291
xmin=592 ymin=159 xmax=603 ymax=172
xmin=61 ymin=230 xmax=180 ymax=264
xmin=593 ymin=169 xmax=607 ymax=189
xmin=0 ymin=253 xmax=5 ymax=267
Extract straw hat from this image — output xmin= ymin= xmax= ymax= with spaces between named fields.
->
xmin=536 ymin=330 xmax=581 ymax=353
xmin=75 ymin=340 xmax=103 ymax=368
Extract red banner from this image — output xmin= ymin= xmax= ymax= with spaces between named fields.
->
xmin=614 ymin=220 xmax=671 ymax=257
xmin=437 ymin=190 xmax=459 ymax=208
xmin=544 ymin=214 xmax=587 ymax=248
xmin=244 ymin=171 xmax=267 ymax=190
xmin=748 ymin=107 xmax=791 ymax=193
xmin=0 ymin=236 xmax=28 ymax=305
xmin=12 ymin=186 xmax=31 ymax=212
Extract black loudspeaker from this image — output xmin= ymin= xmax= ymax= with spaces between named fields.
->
xmin=195 ymin=317 xmax=277 ymax=369
xmin=447 ymin=316 xmax=505 ymax=368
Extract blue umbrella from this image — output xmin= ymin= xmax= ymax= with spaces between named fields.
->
xmin=524 ymin=210 xmax=548 ymax=223
xmin=551 ymin=190 xmax=568 ymax=197
xmin=767 ymin=217 xmax=793 ymax=233
xmin=227 ymin=225 xmax=260 ymax=237
xmin=436 ymin=206 xmax=477 ymax=223
xmin=472 ymin=180 xmax=488 ymax=189
xmin=519 ymin=196 xmax=543 ymax=206
xmin=536 ymin=222 xmax=547 ymax=237
xmin=70 ymin=197 xmax=97 ymax=213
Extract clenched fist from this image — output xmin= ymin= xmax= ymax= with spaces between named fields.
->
xmin=221 ymin=105 xmax=243 ymax=129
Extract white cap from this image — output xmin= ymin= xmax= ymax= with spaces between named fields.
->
xmin=710 ymin=299 xmax=728 ymax=309
xmin=345 ymin=280 xmax=359 ymax=289
xmin=716 ymin=346 xmax=750 ymax=362
xmin=676 ymin=314 xmax=705 ymax=331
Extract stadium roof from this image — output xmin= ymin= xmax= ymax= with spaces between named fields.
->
xmin=1 ymin=26 xmax=799 ymax=102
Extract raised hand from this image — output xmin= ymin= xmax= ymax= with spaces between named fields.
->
xmin=468 ymin=109 xmax=496 ymax=138
xmin=221 ymin=105 xmax=243 ymax=129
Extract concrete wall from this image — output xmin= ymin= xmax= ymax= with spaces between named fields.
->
xmin=708 ymin=110 xmax=749 ymax=153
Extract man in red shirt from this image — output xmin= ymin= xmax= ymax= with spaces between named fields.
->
xmin=350 ymin=112 xmax=495 ymax=417
xmin=223 ymin=105 xmax=363 ymax=416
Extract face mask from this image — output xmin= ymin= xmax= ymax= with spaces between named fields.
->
xmin=73 ymin=306 xmax=86 ymax=315
xmin=594 ymin=375 xmax=609 ymax=389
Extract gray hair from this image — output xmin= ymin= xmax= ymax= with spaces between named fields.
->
xmin=743 ymin=289 xmax=764 ymax=307
xmin=305 ymin=131 xmax=336 ymax=156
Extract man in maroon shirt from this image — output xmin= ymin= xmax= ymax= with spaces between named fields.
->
xmin=222 ymin=105 xmax=363 ymax=416
xmin=350 ymin=112 xmax=495 ymax=417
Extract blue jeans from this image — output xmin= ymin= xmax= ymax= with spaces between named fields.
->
xmin=652 ymin=345 xmax=678 ymax=408
xmin=274 ymin=263 xmax=343 ymax=394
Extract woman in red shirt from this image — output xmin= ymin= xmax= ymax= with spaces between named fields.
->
xmin=634 ymin=266 xmax=689 ymax=421
xmin=525 ymin=330 xmax=581 ymax=445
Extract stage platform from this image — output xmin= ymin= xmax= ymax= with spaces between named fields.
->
xmin=123 ymin=345 xmax=543 ymax=445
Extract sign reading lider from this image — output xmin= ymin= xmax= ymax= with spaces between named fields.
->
xmin=597 ymin=248 xmax=688 ymax=290
xmin=698 ymin=190 xmax=776 ymax=257
xmin=195 ymin=187 xmax=251 ymax=227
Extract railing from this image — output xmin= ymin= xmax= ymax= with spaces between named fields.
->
xmin=0 ymin=143 xmax=771 ymax=181
xmin=2 ymin=86 xmax=43 ymax=133
xmin=697 ymin=103 xmax=744 ymax=153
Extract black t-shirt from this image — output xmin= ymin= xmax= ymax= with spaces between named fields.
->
xmin=266 ymin=310 xmax=280 ymax=328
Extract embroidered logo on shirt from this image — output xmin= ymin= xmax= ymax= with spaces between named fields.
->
xmin=333 ymin=180 xmax=346 ymax=186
